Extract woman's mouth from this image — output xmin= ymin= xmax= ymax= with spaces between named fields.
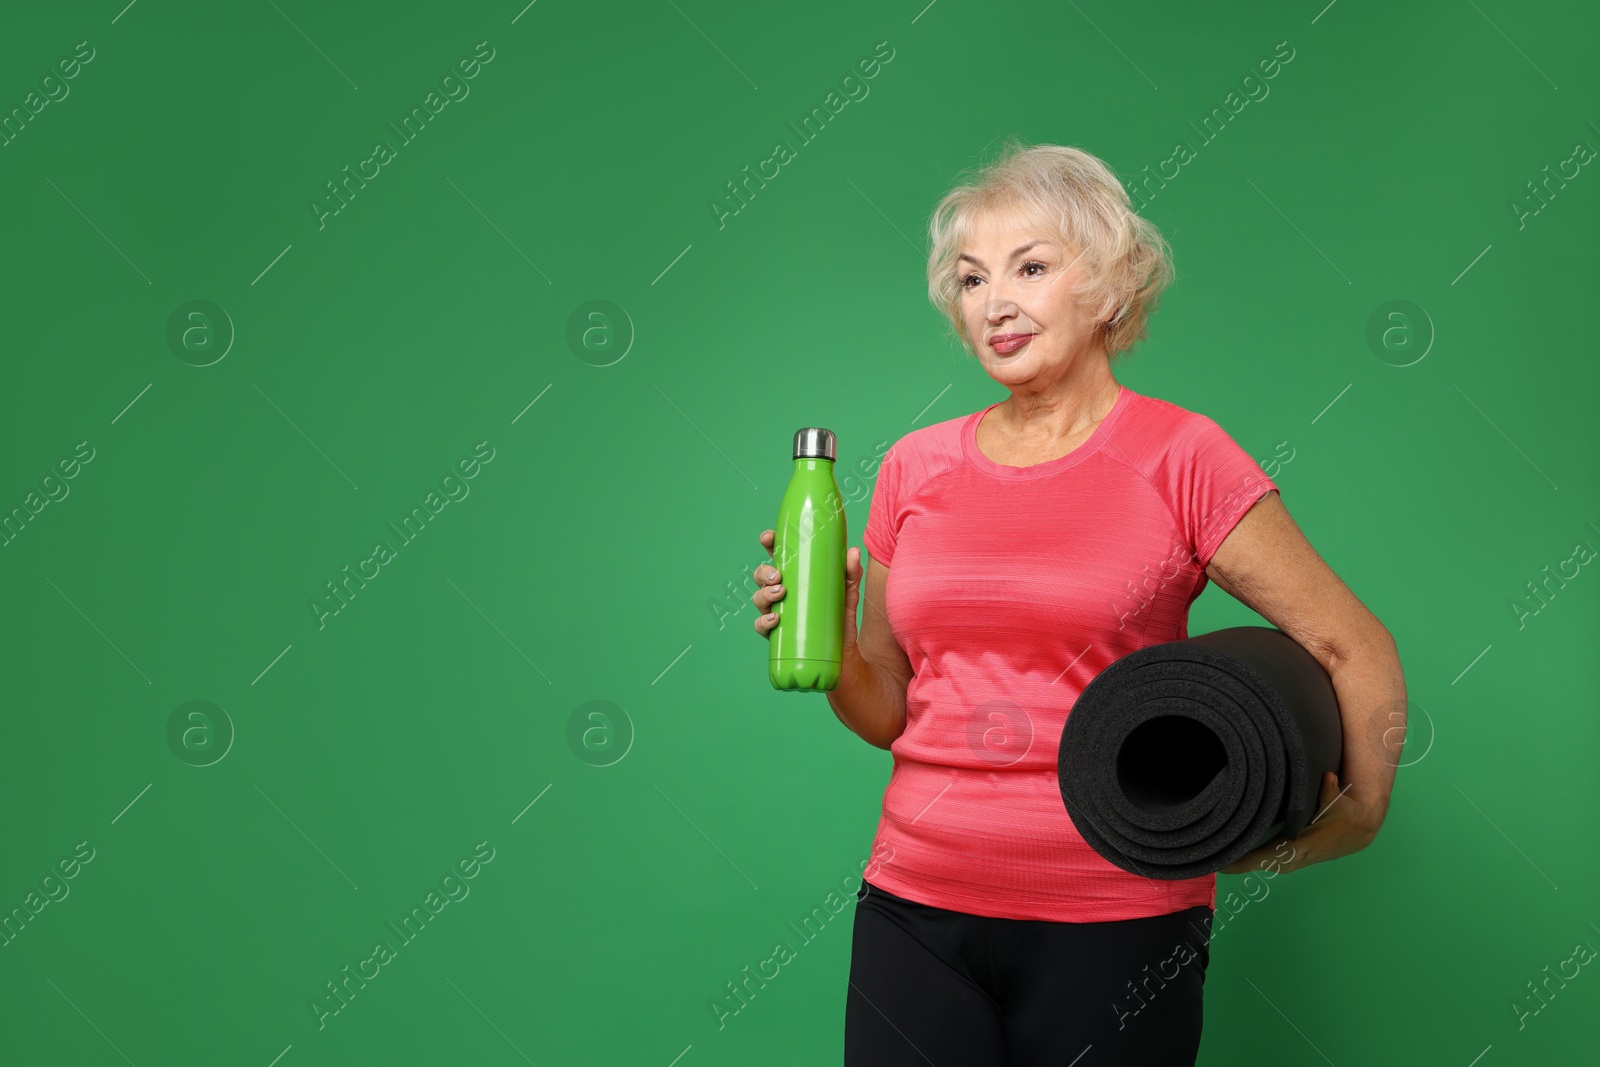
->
xmin=989 ymin=333 xmax=1035 ymax=354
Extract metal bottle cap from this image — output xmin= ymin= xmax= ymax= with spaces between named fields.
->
xmin=792 ymin=427 xmax=837 ymax=461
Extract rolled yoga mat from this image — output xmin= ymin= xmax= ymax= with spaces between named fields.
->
xmin=1056 ymin=626 xmax=1343 ymax=880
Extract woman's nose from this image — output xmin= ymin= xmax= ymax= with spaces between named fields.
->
xmin=981 ymin=297 xmax=1015 ymax=321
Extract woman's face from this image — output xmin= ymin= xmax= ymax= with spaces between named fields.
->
xmin=955 ymin=209 xmax=1108 ymax=389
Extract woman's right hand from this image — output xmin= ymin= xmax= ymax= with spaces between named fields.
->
xmin=752 ymin=529 xmax=785 ymax=638
xmin=753 ymin=530 xmax=865 ymax=655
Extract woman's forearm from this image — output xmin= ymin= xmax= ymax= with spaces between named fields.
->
xmin=826 ymin=647 xmax=909 ymax=750
xmin=1327 ymin=626 xmax=1407 ymax=831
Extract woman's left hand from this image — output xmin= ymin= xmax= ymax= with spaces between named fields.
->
xmin=1219 ymin=771 xmax=1381 ymax=875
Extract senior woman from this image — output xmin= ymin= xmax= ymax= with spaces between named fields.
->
xmin=752 ymin=142 xmax=1405 ymax=1065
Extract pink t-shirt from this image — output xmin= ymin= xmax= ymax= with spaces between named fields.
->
xmin=860 ymin=383 xmax=1279 ymax=922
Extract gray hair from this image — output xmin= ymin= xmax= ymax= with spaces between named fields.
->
xmin=926 ymin=139 xmax=1175 ymax=362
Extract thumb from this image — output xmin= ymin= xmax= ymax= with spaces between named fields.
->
xmin=842 ymin=546 xmax=863 ymax=644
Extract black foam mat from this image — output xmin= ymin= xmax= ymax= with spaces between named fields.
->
xmin=1056 ymin=626 xmax=1343 ymax=880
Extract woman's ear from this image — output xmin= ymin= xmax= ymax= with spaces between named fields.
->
xmin=1090 ymin=292 xmax=1116 ymax=323
xmin=1096 ymin=294 xmax=1126 ymax=329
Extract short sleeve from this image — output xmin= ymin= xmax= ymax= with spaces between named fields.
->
xmin=862 ymin=442 xmax=903 ymax=567
xmin=1165 ymin=414 xmax=1279 ymax=570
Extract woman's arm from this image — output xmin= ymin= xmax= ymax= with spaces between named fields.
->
xmin=827 ymin=553 xmax=913 ymax=750
xmin=1202 ymin=491 xmax=1407 ymax=872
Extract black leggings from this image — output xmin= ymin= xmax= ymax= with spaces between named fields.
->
xmin=845 ymin=880 xmax=1213 ymax=1066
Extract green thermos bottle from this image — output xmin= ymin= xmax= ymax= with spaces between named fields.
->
xmin=768 ymin=427 xmax=846 ymax=692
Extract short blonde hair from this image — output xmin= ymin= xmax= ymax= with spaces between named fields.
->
xmin=926 ymin=139 xmax=1174 ymax=362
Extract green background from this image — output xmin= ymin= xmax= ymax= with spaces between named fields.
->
xmin=2 ymin=1 xmax=1596 ymax=1064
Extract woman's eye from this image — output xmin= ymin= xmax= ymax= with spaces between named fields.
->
xmin=960 ymin=263 xmax=1043 ymax=289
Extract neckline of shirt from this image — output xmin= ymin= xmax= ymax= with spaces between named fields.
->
xmin=962 ymin=384 xmax=1134 ymax=479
